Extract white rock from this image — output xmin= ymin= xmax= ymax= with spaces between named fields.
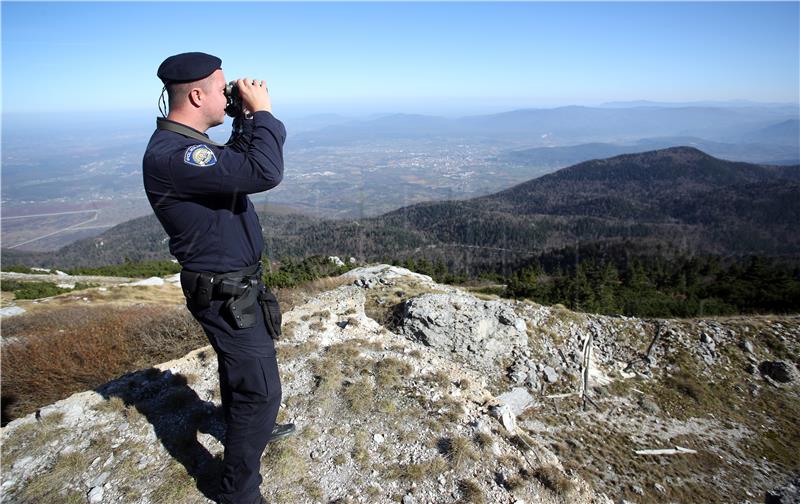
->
xmin=373 ymin=433 xmax=384 ymax=443
xmin=0 ymin=306 xmax=26 ymax=318
xmin=496 ymin=387 xmax=534 ymax=416
xmin=88 ymin=486 xmax=104 ymax=503
xmin=496 ymin=404 xmax=517 ymax=434
xmin=164 ymin=273 xmax=181 ymax=286
xmin=125 ymin=277 xmax=164 ymax=287
xmin=90 ymin=471 xmax=110 ymax=487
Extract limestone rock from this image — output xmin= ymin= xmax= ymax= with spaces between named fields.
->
xmin=496 ymin=387 xmax=535 ymax=416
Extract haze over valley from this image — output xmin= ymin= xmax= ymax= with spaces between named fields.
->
xmin=2 ymin=102 xmax=797 ymax=252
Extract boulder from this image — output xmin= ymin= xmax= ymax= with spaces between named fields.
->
xmin=759 ymin=361 xmax=799 ymax=383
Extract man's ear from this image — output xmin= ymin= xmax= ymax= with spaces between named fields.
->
xmin=188 ymin=87 xmax=203 ymax=108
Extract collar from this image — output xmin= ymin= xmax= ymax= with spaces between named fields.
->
xmin=156 ymin=117 xmax=226 ymax=147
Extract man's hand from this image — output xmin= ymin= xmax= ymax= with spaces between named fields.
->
xmin=237 ymin=78 xmax=272 ymax=114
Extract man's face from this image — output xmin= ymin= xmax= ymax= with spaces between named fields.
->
xmin=206 ymin=69 xmax=227 ymax=128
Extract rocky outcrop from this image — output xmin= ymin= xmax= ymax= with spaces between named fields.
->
xmin=2 ymin=264 xmax=798 ymax=504
xmin=399 ymin=292 xmax=529 ymax=370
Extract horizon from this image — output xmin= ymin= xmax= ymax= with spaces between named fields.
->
xmin=2 ymin=98 xmax=798 ymax=122
xmin=2 ymin=2 xmax=799 ymax=116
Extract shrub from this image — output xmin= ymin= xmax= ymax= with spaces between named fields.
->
xmin=1 ymin=305 xmax=206 ymax=425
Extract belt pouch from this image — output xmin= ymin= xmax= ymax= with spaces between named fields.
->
xmin=260 ymin=287 xmax=282 ymax=339
xmin=180 ymin=270 xmax=213 ymax=310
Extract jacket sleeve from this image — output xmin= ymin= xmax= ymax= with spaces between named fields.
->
xmin=225 ymin=114 xmax=255 ymax=153
xmin=168 ymin=111 xmax=286 ymax=197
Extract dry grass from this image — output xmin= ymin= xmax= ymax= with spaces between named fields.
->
xmin=429 ymin=394 xmax=465 ymax=423
xmin=2 ymin=304 xmax=206 ymax=424
xmin=262 ymin=436 xmax=307 ymax=482
xmin=425 ymin=369 xmax=453 ymax=389
xmin=374 ymin=357 xmax=413 ymax=388
xmin=352 ymin=429 xmax=370 ymax=468
xmin=273 ymin=276 xmax=352 ymax=313
xmin=342 ymin=377 xmax=375 ymax=413
xmin=438 ymin=435 xmax=479 ymax=471
xmin=473 ymin=432 xmax=494 ymax=451
xmin=533 ymin=465 xmax=575 ymax=495
xmin=300 ymin=478 xmax=324 ymax=500
xmin=92 ymin=396 xmax=127 ymax=415
xmin=18 ymin=451 xmax=91 ymax=504
xmin=150 ymin=460 xmax=196 ymax=504
xmin=383 ymin=456 xmax=448 ymax=481
xmin=7 ymin=284 xmax=184 ymax=317
xmin=277 ymin=340 xmax=319 ymax=361
xmin=3 ymin=419 xmax=69 ymax=466
xmin=457 ymin=478 xmax=486 ymax=503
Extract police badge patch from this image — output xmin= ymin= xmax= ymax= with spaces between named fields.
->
xmin=183 ymin=144 xmax=217 ymax=167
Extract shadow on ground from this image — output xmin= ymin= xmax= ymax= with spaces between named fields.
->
xmin=96 ymin=364 xmax=224 ymax=502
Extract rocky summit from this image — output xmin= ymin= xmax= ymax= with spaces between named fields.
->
xmin=1 ymin=264 xmax=798 ymax=504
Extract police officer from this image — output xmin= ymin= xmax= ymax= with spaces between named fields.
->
xmin=142 ymin=52 xmax=293 ymax=504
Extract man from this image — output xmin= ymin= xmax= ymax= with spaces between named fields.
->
xmin=142 ymin=52 xmax=294 ymax=504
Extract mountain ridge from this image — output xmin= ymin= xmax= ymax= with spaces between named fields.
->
xmin=3 ymin=147 xmax=798 ymax=270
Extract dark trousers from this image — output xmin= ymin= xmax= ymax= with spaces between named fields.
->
xmin=188 ymin=296 xmax=282 ymax=504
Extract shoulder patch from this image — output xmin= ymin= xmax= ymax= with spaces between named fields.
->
xmin=183 ymin=144 xmax=217 ymax=167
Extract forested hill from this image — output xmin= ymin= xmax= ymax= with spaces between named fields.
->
xmin=3 ymin=147 xmax=798 ymax=272
xmin=471 ymin=146 xmax=800 ymax=220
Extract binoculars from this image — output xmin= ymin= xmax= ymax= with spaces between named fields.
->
xmin=224 ymin=81 xmax=243 ymax=118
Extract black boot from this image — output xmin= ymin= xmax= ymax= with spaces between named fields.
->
xmin=267 ymin=423 xmax=296 ymax=443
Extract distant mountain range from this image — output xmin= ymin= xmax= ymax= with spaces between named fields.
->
xmin=292 ymin=105 xmax=799 ymax=149
xmin=4 ymin=147 xmax=798 ymax=274
xmin=500 ymin=132 xmax=800 ymax=168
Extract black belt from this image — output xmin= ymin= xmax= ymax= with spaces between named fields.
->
xmin=180 ymin=262 xmax=261 ymax=302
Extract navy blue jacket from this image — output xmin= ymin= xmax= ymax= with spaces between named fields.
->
xmin=142 ymin=111 xmax=286 ymax=273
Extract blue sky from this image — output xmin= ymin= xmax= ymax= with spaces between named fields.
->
xmin=2 ymin=1 xmax=799 ymax=117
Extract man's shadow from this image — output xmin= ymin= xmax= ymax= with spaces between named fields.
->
xmin=95 ymin=356 xmax=225 ymax=502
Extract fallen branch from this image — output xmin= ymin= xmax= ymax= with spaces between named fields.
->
xmin=546 ymin=392 xmax=579 ymax=399
xmin=557 ymin=347 xmax=569 ymax=366
xmin=644 ymin=321 xmax=663 ymax=362
xmin=581 ymin=333 xmax=595 ymax=411
xmin=634 ymin=446 xmax=697 ymax=456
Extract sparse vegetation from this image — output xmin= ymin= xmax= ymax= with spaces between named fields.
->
xmin=67 ymin=259 xmax=182 ymax=278
xmin=383 ymin=456 xmax=448 ymax=481
xmin=150 ymin=460 xmax=195 ymax=504
xmin=18 ymin=451 xmax=91 ymax=504
xmin=437 ymin=435 xmax=479 ymax=471
xmin=277 ymin=340 xmax=319 ymax=360
xmin=533 ymin=464 xmax=574 ymax=495
xmin=351 ymin=429 xmax=370 ymax=468
xmin=0 ymin=280 xmax=98 ymax=300
xmin=374 ymin=357 xmax=413 ymax=388
xmin=458 ymin=478 xmax=486 ymax=503
xmin=342 ymin=377 xmax=375 ymax=413
xmin=262 ymin=436 xmax=307 ymax=482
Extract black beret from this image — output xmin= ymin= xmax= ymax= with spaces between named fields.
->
xmin=157 ymin=52 xmax=221 ymax=84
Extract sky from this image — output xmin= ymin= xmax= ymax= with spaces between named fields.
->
xmin=1 ymin=1 xmax=799 ymax=117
